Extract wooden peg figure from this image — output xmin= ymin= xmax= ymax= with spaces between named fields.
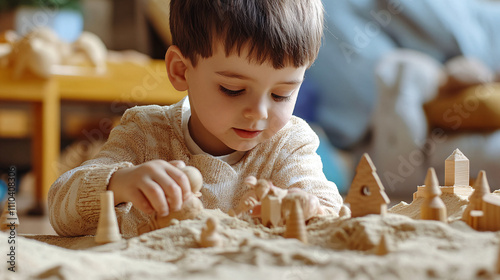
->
xmin=420 ymin=168 xmax=447 ymax=223
xmin=95 ymin=191 xmax=122 ymax=244
xmin=462 ymin=170 xmax=490 ymax=226
xmin=200 ymin=217 xmax=222 ymax=248
xmin=0 ymin=201 xmax=19 ymax=232
xmin=284 ymin=199 xmax=307 ymax=243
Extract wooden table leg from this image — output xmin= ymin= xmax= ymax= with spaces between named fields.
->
xmin=30 ymin=80 xmax=59 ymax=215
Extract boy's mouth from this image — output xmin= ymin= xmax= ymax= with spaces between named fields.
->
xmin=233 ymin=128 xmax=262 ymax=139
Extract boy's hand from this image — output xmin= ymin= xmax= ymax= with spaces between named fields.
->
xmin=287 ymin=188 xmax=325 ymax=218
xmin=108 ymin=160 xmax=192 ymax=216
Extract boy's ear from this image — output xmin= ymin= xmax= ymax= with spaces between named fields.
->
xmin=165 ymin=45 xmax=189 ymax=92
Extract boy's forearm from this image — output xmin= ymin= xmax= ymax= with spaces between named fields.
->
xmin=48 ymin=162 xmax=133 ymax=236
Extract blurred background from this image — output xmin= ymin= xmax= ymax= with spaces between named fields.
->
xmin=0 ymin=0 xmax=182 ymax=234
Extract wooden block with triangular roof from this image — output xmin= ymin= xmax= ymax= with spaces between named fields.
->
xmin=345 ymin=153 xmax=390 ymax=218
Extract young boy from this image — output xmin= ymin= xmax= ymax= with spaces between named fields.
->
xmin=48 ymin=0 xmax=343 ymax=237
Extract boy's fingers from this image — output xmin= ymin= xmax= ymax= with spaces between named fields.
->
xmin=169 ymin=160 xmax=186 ymax=168
xmin=130 ymin=188 xmax=156 ymax=215
xmin=140 ymin=179 xmax=170 ymax=216
xmin=163 ymin=164 xmax=192 ymax=200
xmin=152 ymin=170 xmax=184 ymax=211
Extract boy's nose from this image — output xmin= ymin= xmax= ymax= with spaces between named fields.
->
xmin=243 ymin=99 xmax=268 ymax=120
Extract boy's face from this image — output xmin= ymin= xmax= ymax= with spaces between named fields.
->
xmin=185 ymin=43 xmax=307 ymax=156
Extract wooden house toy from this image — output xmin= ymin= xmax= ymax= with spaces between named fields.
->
xmin=345 ymin=153 xmax=390 ymax=218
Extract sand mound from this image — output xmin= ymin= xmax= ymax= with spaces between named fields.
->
xmin=8 ymin=197 xmax=500 ymax=280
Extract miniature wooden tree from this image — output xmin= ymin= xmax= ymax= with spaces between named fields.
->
xmin=345 ymin=153 xmax=390 ymax=218
xmin=95 ymin=191 xmax=122 ymax=243
xmin=284 ymin=199 xmax=307 ymax=243
xmin=0 ymin=201 xmax=19 ymax=232
xmin=444 ymin=149 xmax=469 ymax=187
xmin=420 ymin=168 xmax=447 ymax=223
xmin=462 ymin=170 xmax=490 ymax=225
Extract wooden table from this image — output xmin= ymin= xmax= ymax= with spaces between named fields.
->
xmin=0 ymin=60 xmax=186 ymax=213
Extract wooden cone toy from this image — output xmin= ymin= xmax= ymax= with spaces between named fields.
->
xmin=284 ymin=199 xmax=307 ymax=243
xmin=95 ymin=191 xmax=122 ymax=244
xmin=375 ymin=234 xmax=390 ymax=256
xmin=420 ymin=168 xmax=447 ymax=223
xmin=462 ymin=170 xmax=490 ymax=226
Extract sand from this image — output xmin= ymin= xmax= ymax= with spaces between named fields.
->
xmin=4 ymin=192 xmax=500 ymax=280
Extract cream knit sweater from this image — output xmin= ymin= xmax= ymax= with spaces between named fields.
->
xmin=48 ymin=99 xmax=343 ymax=237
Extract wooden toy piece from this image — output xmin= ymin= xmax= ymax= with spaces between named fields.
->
xmin=477 ymin=194 xmax=500 ymax=231
xmin=496 ymin=239 xmax=500 ymax=274
xmin=155 ymin=194 xmax=204 ymax=228
xmin=180 ymin=166 xmax=203 ymax=197
xmin=375 ymin=233 xmax=390 ymax=256
xmin=0 ymin=201 xmax=19 ymax=232
xmin=95 ymin=191 xmax=122 ymax=244
xmin=261 ymin=188 xmax=282 ymax=227
xmin=284 ymin=199 xmax=307 ymax=243
xmin=344 ymin=153 xmax=390 ymax=218
xmin=420 ymin=168 xmax=447 ymax=223
xmin=462 ymin=170 xmax=490 ymax=226
xmin=199 ymin=217 xmax=223 ymax=248
xmin=154 ymin=165 xmax=204 ymax=228
xmin=444 ymin=149 xmax=469 ymax=187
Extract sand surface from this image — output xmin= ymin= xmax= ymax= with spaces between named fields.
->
xmin=4 ymin=193 xmax=500 ymax=280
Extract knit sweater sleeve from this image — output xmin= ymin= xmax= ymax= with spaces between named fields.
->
xmin=48 ymin=107 xmax=150 ymax=237
xmin=270 ymin=118 xmax=343 ymax=215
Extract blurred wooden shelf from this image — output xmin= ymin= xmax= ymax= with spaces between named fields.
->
xmin=0 ymin=59 xmax=186 ymax=212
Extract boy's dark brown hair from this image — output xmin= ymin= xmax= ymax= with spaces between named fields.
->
xmin=169 ymin=0 xmax=324 ymax=69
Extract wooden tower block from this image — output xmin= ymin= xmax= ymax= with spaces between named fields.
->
xmin=462 ymin=170 xmax=490 ymax=225
xmin=345 ymin=153 xmax=390 ymax=218
xmin=261 ymin=188 xmax=282 ymax=228
xmin=95 ymin=191 xmax=122 ymax=244
xmin=420 ymin=168 xmax=447 ymax=223
xmin=444 ymin=149 xmax=469 ymax=187
xmin=284 ymin=199 xmax=307 ymax=243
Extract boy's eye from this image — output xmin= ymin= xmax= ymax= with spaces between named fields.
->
xmin=219 ymin=85 xmax=244 ymax=96
xmin=271 ymin=93 xmax=292 ymax=102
